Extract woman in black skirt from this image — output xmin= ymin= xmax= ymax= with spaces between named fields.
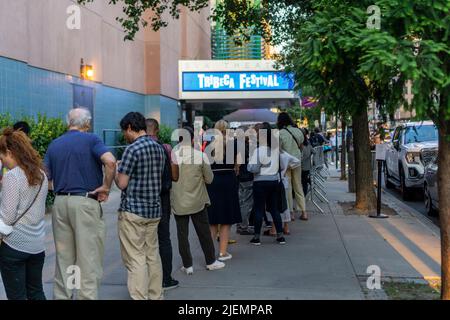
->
xmin=207 ymin=120 xmax=242 ymax=262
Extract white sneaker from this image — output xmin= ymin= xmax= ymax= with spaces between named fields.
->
xmin=206 ymin=260 xmax=225 ymax=270
xmin=218 ymin=252 xmax=232 ymax=262
xmin=181 ymin=266 xmax=194 ymax=275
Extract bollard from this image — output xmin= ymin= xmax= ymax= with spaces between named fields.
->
xmin=348 ymin=149 xmax=356 ymax=193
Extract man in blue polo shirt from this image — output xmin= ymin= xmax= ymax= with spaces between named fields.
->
xmin=44 ymin=107 xmax=116 ymax=300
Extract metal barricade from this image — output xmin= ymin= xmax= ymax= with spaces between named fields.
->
xmin=102 ymin=129 xmax=127 ymax=159
xmin=308 ymin=146 xmax=330 ymax=213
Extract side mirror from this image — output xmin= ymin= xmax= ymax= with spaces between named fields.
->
xmin=393 ymin=140 xmax=399 ymax=150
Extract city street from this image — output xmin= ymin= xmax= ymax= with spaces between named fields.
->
xmin=382 ymin=186 xmax=440 ymax=227
xmin=0 ymin=168 xmax=440 ymax=300
xmin=0 ymin=0 xmax=448 ymax=303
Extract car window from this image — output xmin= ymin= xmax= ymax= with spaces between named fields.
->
xmin=398 ymin=128 xmax=404 ymax=145
xmin=392 ymin=128 xmax=401 ymax=141
xmin=404 ymin=125 xmax=438 ymax=144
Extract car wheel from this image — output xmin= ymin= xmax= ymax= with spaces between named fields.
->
xmin=424 ymin=183 xmax=438 ymax=217
xmin=384 ymin=162 xmax=394 ymax=189
xmin=400 ymin=168 xmax=411 ymax=201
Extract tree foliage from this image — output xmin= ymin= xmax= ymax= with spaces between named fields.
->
xmin=357 ymin=0 xmax=450 ymax=123
xmin=77 ymin=0 xmax=209 ymax=40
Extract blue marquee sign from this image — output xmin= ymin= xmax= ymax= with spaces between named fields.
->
xmin=182 ymin=71 xmax=295 ymax=92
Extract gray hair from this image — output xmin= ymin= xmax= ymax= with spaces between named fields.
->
xmin=67 ymin=107 xmax=92 ymax=128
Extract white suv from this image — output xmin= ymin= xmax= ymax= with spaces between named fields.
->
xmin=384 ymin=121 xmax=438 ymax=200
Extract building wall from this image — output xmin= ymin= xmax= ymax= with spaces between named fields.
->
xmin=0 ymin=56 xmax=145 ymax=144
xmin=0 ymin=0 xmax=211 ymax=134
xmin=145 ymin=95 xmax=181 ymax=130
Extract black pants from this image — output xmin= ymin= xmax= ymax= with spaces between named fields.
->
xmin=253 ymin=181 xmax=283 ymax=236
xmin=174 ymin=208 xmax=216 ymax=267
xmin=301 ymin=170 xmax=311 ymax=196
xmin=0 ymin=242 xmax=46 ymax=300
xmin=158 ymin=192 xmax=173 ymax=283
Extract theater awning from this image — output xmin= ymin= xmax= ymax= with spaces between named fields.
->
xmin=179 ymin=60 xmax=299 ymax=110
xmin=223 ymin=109 xmax=278 ymax=124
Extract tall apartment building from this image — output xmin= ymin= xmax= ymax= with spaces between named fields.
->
xmin=210 ymin=0 xmax=270 ymax=60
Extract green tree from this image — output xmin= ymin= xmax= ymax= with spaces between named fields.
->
xmin=77 ymin=0 xmax=209 ymax=40
xmin=226 ymin=1 xmax=383 ymax=211
xmin=355 ymin=0 xmax=449 ymax=299
xmin=75 ymin=0 xmax=450 ymax=298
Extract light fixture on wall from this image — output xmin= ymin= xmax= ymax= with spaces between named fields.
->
xmin=80 ymin=58 xmax=94 ymax=80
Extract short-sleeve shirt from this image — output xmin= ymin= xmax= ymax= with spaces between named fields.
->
xmin=44 ymin=130 xmax=109 ymax=193
xmin=280 ymin=126 xmax=304 ymax=160
xmin=118 ymin=135 xmax=165 ymax=219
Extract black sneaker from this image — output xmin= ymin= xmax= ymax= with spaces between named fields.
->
xmin=276 ymin=237 xmax=286 ymax=245
xmin=250 ymin=237 xmax=261 ymax=246
xmin=163 ymin=278 xmax=179 ymax=290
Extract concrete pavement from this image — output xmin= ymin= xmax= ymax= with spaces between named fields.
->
xmin=0 ymin=168 xmax=441 ymax=300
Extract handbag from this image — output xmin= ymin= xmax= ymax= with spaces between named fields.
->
xmin=277 ymin=156 xmax=288 ymax=213
xmin=0 ymin=174 xmax=44 ymax=238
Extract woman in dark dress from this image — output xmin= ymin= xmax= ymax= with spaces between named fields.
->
xmin=207 ymin=120 xmax=242 ymax=262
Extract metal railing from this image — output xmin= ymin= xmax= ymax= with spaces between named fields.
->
xmin=102 ymin=129 xmax=127 ymax=159
xmin=308 ymin=146 xmax=330 ymax=213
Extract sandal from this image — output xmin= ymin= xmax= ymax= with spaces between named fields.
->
xmin=300 ymin=216 xmax=309 ymax=221
xmin=218 ymin=236 xmax=237 ymax=244
xmin=263 ymin=230 xmax=276 ymax=237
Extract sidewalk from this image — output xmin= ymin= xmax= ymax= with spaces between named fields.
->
xmin=0 ymin=169 xmax=441 ymax=300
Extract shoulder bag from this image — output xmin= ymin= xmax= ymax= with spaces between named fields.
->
xmin=277 ymin=156 xmax=288 ymax=213
xmin=0 ymin=175 xmax=44 ymax=238
xmin=284 ymin=127 xmax=303 ymax=150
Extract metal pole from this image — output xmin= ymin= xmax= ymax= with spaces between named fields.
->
xmin=335 ymin=110 xmax=339 ymax=169
xmin=370 ymin=160 xmax=388 ymax=218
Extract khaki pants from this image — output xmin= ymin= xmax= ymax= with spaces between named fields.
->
xmin=286 ymin=166 xmax=306 ymax=212
xmin=118 ymin=211 xmax=163 ymax=300
xmin=52 ymin=195 xmax=106 ymax=300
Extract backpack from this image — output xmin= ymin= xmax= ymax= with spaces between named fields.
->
xmin=310 ymin=133 xmax=324 ymax=148
xmin=156 ymin=141 xmax=172 ymax=194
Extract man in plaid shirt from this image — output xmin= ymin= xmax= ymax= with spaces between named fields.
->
xmin=115 ymin=112 xmax=166 ymax=300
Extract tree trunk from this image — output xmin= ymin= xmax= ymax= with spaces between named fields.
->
xmin=347 ymin=125 xmax=356 ymax=193
xmin=340 ymin=119 xmax=347 ymax=180
xmin=438 ymin=90 xmax=450 ymax=300
xmin=352 ymin=105 xmax=377 ymax=212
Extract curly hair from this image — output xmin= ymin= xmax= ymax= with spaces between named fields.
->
xmin=276 ymin=112 xmax=295 ymax=129
xmin=0 ymin=128 xmax=43 ymax=186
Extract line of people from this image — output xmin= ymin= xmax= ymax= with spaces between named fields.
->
xmin=0 ymin=108 xmax=315 ymax=300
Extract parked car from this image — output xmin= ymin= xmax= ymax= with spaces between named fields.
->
xmin=384 ymin=121 xmax=438 ymax=200
xmin=424 ymin=156 xmax=439 ymax=216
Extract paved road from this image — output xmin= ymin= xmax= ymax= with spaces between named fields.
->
xmin=380 ymin=176 xmax=440 ymax=227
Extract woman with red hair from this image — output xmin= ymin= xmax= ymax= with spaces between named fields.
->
xmin=0 ymin=128 xmax=48 ymax=300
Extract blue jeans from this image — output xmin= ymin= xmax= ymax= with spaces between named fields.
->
xmin=253 ymin=181 xmax=283 ymax=237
